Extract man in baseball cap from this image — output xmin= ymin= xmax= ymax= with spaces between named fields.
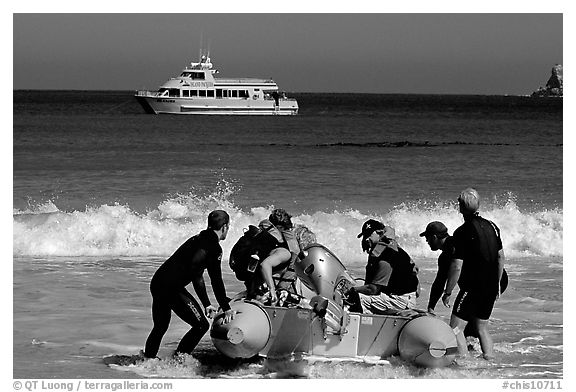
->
xmin=419 ymin=221 xmax=448 ymax=241
xmin=420 ymin=221 xmax=460 ymax=313
xmin=357 ymin=219 xmax=398 ymax=252
xmin=357 ymin=219 xmax=386 ymax=239
xmin=345 ymin=219 xmax=419 ymax=314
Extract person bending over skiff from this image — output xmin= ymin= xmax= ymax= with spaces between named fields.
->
xmin=143 ymin=210 xmax=235 ymax=359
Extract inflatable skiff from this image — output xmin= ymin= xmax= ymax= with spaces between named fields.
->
xmin=211 ymin=244 xmax=458 ymax=368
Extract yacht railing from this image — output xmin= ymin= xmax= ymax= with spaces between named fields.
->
xmin=135 ymin=90 xmax=161 ymax=97
xmin=216 ymin=78 xmax=276 ymax=84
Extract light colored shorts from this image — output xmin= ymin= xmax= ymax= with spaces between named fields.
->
xmin=358 ymin=291 xmax=417 ymax=314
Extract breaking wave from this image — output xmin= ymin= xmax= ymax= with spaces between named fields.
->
xmin=13 ymin=188 xmax=562 ymax=263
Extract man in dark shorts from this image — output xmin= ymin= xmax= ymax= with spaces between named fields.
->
xmin=420 ymin=221 xmax=462 ymax=314
xmin=449 ymin=188 xmax=506 ymax=360
xmin=143 ymin=210 xmax=235 ymax=359
xmin=421 ymin=220 xmax=480 ymax=343
xmin=345 ymin=219 xmax=419 ymax=314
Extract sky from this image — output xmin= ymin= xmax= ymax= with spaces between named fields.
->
xmin=12 ymin=12 xmax=563 ymax=95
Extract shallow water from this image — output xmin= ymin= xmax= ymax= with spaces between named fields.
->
xmin=13 ymin=255 xmax=562 ymax=379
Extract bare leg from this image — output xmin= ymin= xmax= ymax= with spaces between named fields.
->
xmin=474 ymin=318 xmax=494 ymax=360
xmin=259 ymin=247 xmax=291 ymax=302
xmin=449 ymin=313 xmax=470 ymax=357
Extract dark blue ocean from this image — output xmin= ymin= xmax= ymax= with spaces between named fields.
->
xmin=13 ymin=91 xmax=563 ymax=380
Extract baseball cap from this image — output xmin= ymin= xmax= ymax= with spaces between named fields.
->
xmin=357 ymin=219 xmax=386 ymax=238
xmin=419 ymin=221 xmax=448 ymax=237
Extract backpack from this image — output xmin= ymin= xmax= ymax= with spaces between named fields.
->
xmin=229 ymin=225 xmax=280 ymax=281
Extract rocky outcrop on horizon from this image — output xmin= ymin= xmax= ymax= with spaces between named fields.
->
xmin=532 ymin=64 xmax=563 ymax=97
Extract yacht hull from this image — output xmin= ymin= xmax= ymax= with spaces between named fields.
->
xmin=134 ymin=95 xmax=298 ymax=115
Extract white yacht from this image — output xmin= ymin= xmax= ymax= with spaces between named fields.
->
xmin=135 ymin=54 xmax=298 ymax=115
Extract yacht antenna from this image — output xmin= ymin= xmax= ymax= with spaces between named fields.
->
xmin=199 ymin=32 xmax=203 ymax=60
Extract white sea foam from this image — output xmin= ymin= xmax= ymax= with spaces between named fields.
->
xmin=13 ymin=189 xmax=563 ymax=261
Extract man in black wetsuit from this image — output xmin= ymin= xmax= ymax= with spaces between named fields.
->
xmin=449 ymin=188 xmax=506 ymax=360
xmin=143 ymin=210 xmax=235 ymax=359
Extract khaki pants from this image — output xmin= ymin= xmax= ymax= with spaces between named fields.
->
xmin=358 ymin=291 xmax=417 ymax=314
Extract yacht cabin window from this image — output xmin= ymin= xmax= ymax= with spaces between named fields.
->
xmin=213 ymin=89 xmax=251 ymax=99
xmin=159 ymin=88 xmax=180 ymax=97
xmin=180 ymin=71 xmax=205 ymax=80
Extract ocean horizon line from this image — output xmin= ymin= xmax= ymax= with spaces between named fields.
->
xmin=13 ymin=89 xmax=557 ymax=98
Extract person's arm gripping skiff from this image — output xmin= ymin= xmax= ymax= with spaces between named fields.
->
xmin=442 ymin=257 xmax=462 ymax=308
xmin=207 ymin=249 xmax=235 ymax=323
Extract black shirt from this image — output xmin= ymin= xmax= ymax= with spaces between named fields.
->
xmin=453 ymin=215 xmax=503 ymax=295
xmin=366 ymin=244 xmax=419 ymax=295
xmin=151 ymin=229 xmax=230 ymax=311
